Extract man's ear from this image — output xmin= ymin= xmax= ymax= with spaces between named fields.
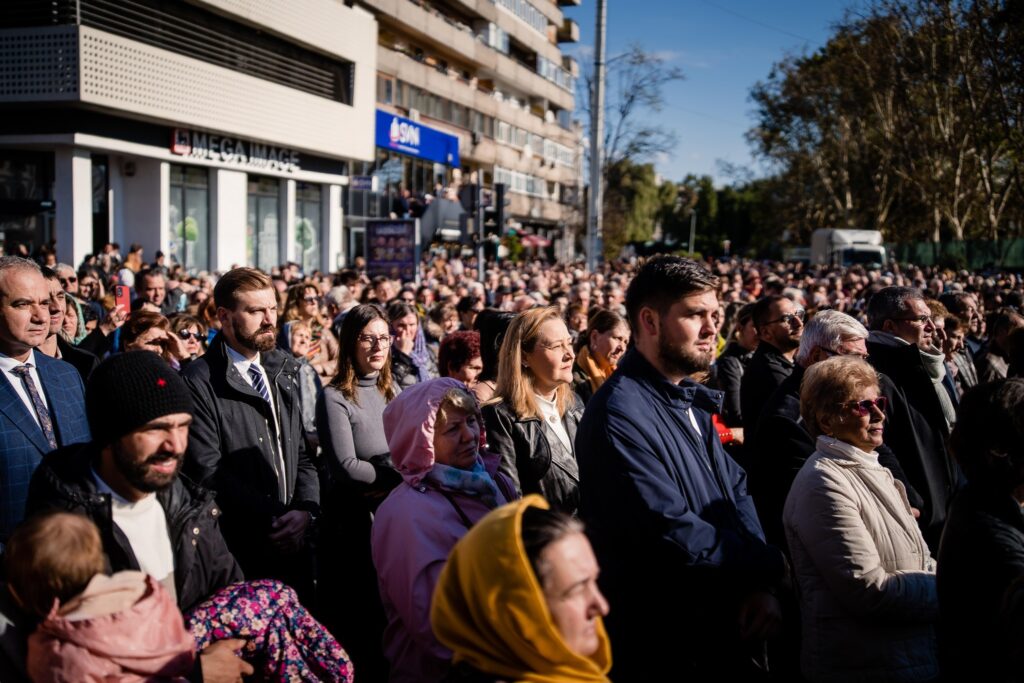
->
xmin=639 ymin=307 xmax=659 ymax=338
xmin=881 ymin=318 xmax=897 ymax=335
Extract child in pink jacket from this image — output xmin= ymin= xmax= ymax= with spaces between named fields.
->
xmin=6 ymin=511 xmax=194 ymax=683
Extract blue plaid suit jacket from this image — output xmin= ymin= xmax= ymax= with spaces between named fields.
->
xmin=0 ymin=352 xmax=90 ymax=542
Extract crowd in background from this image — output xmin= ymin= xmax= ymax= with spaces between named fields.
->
xmin=1 ymin=242 xmax=1023 ymax=682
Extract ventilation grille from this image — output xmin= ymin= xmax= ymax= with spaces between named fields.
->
xmin=1 ymin=0 xmax=353 ymax=105
xmin=0 ymin=26 xmax=79 ymax=101
xmin=78 ymin=27 xmax=366 ymax=159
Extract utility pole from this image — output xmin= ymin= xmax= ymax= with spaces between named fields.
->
xmin=476 ymin=171 xmax=485 ymax=283
xmin=587 ymin=0 xmax=606 ymax=272
xmin=689 ymin=209 xmax=697 ymax=258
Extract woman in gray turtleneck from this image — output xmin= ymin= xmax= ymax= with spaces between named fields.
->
xmin=315 ymin=302 xmax=401 ymax=680
xmin=317 ymin=303 xmax=402 ymax=500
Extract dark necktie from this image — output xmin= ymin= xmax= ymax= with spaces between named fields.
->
xmin=11 ymin=364 xmax=58 ymax=451
xmin=248 ymin=365 xmax=272 ymax=405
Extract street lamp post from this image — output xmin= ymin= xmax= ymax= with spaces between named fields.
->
xmin=689 ymin=209 xmax=697 ymax=258
xmin=587 ymin=0 xmax=606 ymax=271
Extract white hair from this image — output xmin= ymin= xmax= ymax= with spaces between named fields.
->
xmin=795 ymin=309 xmax=868 ymax=366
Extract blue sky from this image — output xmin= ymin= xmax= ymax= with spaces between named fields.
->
xmin=562 ymin=0 xmax=855 ymax=186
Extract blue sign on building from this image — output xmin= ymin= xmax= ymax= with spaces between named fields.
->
xmin=375 ymin=109 xmax=460 ymax=167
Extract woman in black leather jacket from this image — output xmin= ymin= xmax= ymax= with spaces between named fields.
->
xmin=482 ymin=307 xmax=584 ymax=515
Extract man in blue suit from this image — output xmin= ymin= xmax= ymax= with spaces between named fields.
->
xmin=0 ymin=256 xmax=90 ymax=545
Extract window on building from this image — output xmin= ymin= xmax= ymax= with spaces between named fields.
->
xmin=377 ymin=75 xmax=394 ymax=104
xmin=295 ymin=183 xmax=322 ymax=274
xmin=168 ymin=165 xmax=210 ymax=273
xmin=246 ymin=177 xmax=280 ymax=272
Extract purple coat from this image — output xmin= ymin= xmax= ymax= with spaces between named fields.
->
xmin=371 ymin=378 xmax=515 ymax=683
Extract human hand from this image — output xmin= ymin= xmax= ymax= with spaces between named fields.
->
xmin=911 ymin=507 xmax=921 ymax=519
xmin=737 ymin=590 xmax=783 ymax=642
xmin=199 ymin=638 xmax=253 ymax=682
xmin=268 ymin=510 xmax=311 ymax=553
xmin=99 ymin=304 xmax=128 ymax=335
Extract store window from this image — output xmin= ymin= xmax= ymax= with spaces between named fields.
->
xmin=0 ymin=151 xmax=54 ymax=257
xmin=167 ymin=165 xmax=210 ymax=272
xmin=246 ymin=177 xmax=280 ymax=272
xmin=295 ymin=182 xmax=322 ymax=274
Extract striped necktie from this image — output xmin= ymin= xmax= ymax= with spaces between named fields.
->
xmin=248 ymin=365 xmax=272 ymax=405
xmin=11 ymin=364 xmax=58 ymax=451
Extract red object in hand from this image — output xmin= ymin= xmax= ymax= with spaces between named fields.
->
xmin=712 ymin=413 xmax=734 ymax=445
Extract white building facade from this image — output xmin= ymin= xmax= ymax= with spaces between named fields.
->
xmin=0 ymin=0 xmax=378 ymax=273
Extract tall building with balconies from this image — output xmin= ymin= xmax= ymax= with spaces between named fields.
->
xmin=347 ymin=0 xmax=584 ymax=261
xmin=0 ymin=0 xmax=377 ymax=272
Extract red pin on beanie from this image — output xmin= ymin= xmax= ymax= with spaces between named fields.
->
xmin=86 ymin=350 xmax=194 ymax=445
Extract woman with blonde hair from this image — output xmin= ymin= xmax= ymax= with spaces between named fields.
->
xmin=784 ymin=355 xmax=938 ymax=682
xmin=482 ymin=307 xmax=584 ymax=514
xmin=282 ymin=282 xmax=339 ymax=382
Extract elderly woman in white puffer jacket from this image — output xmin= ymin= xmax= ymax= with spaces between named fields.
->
xmin=783 ymin=355 xmax=938 ymax=683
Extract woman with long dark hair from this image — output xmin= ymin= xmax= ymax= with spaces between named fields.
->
xmin=315 ymin=303 xmax=401 ymax=680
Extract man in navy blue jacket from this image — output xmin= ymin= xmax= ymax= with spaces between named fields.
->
xmin=0 ymin=257 xmax=90 ymax=545
xmin=576 ymin=256 xmax=788 ymax=679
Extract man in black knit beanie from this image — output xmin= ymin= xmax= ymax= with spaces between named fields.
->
xmin=21 ymin=350 xmax=252 ymax=682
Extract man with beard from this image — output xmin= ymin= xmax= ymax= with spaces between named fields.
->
xmin=576 ymin=256 xmax=788 ymax=679
xmin=740 ymin=294 xmax=804 ymax=435
xmin=22 ymin=351 xmax=251 ymax=682
xmin=182 ymin=267 xmax=320 ymax=599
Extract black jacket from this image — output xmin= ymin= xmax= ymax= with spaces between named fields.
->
xmin=867 ymin=333 xmax=960 ymax=549
xmin=24 ymin=444 xmax=242 ymax=612
xmin=740 ymin=342 xmax=794 ymax=434
xmin=182 ymin=334 xmax=319 ymax=575
xmin=482 ymin=395 xmax=584 ymax=515
xmin=937 ymin=483 xmax=1024 ymax=681
xmin=390 ymin=347 xmax=437 ymax=390
xmin=56 ymin=337 xmax=99 ymax=383
xmin=714 ymin=341 xmax=753 ymax=427
xmin=748 ymin=365 xmax=918 ymax=549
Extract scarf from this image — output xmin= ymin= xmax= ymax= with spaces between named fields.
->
xmin=920 ymin=347 xmax=956 ymax=430
xmin=423 ymin=457 xmax=504 ymax=510
xmin=411 ymin=325 xmax=432 ymax=382
xmin=575 ymin=345 xmax=612 ymax=394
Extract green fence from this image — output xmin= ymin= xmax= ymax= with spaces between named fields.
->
xmin=887 ymin=240 xmax=1024 ymax=271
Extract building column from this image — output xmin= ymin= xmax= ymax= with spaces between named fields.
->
xmin=117 ymin=158 xmax=167 ymax=263
xmin=211 ymin=169 xmax=248 ymax=270
xmin=53 ymin=147 xmax=93 ymax=266
xmin=325 ymin=183 xmax=344 ymax=272
xmin=282 ymin=179 xmax=297 ymax=264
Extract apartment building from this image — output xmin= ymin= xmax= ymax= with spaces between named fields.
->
xmin=348 ymin=0 xmax=585 ymax=261
xmin=0 ymin=0 xmax=378 ymax=272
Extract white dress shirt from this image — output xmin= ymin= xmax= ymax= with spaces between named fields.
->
xmin=0 ymin=349 xmax=51 ymax=429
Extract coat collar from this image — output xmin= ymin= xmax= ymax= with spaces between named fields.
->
xmin=617 ymin=348 xmax=723 ymax=413
xmin=0 ymin=351 xmax=65 ymax=453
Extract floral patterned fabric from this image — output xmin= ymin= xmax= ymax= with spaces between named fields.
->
xmin=186 ymin=579 xmax=353 ymax=683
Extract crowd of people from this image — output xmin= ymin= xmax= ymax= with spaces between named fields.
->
xmin=1 ymin=242 xmax=1023 ymax=682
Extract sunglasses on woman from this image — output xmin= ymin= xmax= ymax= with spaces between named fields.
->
xmin=178 ymin=330 xmax=203 ymax=341
xmin=840 ymin=397 xmax=888 ymax=416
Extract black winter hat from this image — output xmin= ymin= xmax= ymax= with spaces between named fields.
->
xmin=86 ymin=351 xmax=193 ymax=445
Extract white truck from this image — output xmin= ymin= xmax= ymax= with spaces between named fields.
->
xmin=810 ymin=228 xmax=887 ymax=268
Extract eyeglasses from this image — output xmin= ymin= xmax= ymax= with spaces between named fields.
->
xmin=178 ymin=330 xmax=202 ymax=341
xmin=59 ymin=276 xmax=77 ymax=285
xmin=764 ymin=310 xmax=806 ymax=326
xmin=302 ymin=296 xmax=319 ymax=304
xmin=358 ymin=334 xmax=392 ymax=348
xmin=889 ymin=315 xmax=932 ymax=325
xmin=822 ymin=347 xmax=870 ymax=361
xmin=839 ymin=396 xmax=888 ymax=416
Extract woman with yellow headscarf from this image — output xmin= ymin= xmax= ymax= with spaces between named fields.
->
xmin=431 ymin=496 xmax=612 ymax=683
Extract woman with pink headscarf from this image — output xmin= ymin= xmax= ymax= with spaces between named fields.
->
xmin=371 ymin=377 xmax=518 ymax=683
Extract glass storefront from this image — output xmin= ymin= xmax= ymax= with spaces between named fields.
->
xmin=168 ymin=165 xmax=210 ymax=272
xmin=0 ymin=151 xmax=55 ymax=256
xmin=246 ymin=176 xmax=280 ymax=272
xmin=294 ymin=182 xmax=322 ymax=274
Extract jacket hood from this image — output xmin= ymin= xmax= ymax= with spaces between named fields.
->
xmin=30 ymin=573 xmax=195 ymax=678
xmin=431 ymin=495 xmax=611 ymax=683
xmin=383 ymin=377 xmax=472 ymax=486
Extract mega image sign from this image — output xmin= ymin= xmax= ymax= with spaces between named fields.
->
xmin=375 ymin=110 xmax=460 ymax=166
